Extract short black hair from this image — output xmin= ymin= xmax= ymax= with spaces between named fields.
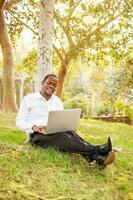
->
xmin=43 ymin=74 xmax=57 ymax=82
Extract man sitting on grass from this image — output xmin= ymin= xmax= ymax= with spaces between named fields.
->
xmin=16 ymin=74 xmax=115 ymax=170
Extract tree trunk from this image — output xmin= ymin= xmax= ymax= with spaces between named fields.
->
xmin=0 ymin=10 xmax=17 ymax=112
xmin=35 ymin=0 xmax=54 ymax=91
xmin=55 ymin=60 xmax=67 ymax=97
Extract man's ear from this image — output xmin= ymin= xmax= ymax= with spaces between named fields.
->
xmin=42 ymin=80 xmax=44 ymax=84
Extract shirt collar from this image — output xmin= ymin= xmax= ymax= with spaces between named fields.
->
xmin=35 ymin=92 xmax=43 ymax=99
xmin=35 ymin=92 xmax=55 ymax=101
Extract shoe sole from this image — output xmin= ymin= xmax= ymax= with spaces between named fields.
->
xmin=103 ymin=151 xmax=115 ymax=166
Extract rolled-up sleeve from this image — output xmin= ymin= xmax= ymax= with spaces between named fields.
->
xmin=16 ymin=97 xmax=33 ymax=133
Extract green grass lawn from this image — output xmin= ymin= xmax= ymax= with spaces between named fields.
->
xmin=0 ymin=111 xmax=133 ymax=200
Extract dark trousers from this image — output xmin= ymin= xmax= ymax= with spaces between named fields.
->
xmin=30 ymin=131 xmax=97 ymax=163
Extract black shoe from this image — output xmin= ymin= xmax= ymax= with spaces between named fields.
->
xmin=82 ymin=154 xmax=93 ymax=163
xmin=93 ymin=151 xmax=115 ymax=170
xmin=99 ymin=137 xmax=112 ymax=156
xmin=93 ymin=154 xmax=105 ymax=165
xmin=95 ymin=151 xmax=115 ymax=170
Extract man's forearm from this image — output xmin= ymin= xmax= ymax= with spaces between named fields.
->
xmin=16 ymin=119 xmax=33 ymax=133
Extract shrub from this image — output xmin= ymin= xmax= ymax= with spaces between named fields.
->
xmin=63 ymin=95 xmax=88 ymax=117
xmin=125 ymin=105 xmax=133 ymax=122
xmin=97 ymin=107 xmax=111 ymax=116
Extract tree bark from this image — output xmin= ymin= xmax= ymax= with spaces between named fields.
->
xmin=35 ymin=0 xmax=54 ymax=91
xmin=55 ymin=60 xmax=67 ymax=97
xmin=0 ymin=10 xmax=17 ymax=112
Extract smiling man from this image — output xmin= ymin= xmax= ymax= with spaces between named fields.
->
xmin=16 ymin=74 xmax=63 ymax=133
xmin=16 ymin=74 xmax=115 ymax=170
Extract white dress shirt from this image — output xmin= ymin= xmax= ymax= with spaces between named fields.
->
xmin=16 ymin=92 xmax=63 ymax=133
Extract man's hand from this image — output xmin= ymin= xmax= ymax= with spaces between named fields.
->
xmin=32 ymin=125 xmax=47 ymax=133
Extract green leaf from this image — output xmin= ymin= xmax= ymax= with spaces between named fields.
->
xmin=81 ymin=3 xmax=86 ymax=11
xmin=69 ymin=0 xmax=74 ymax=7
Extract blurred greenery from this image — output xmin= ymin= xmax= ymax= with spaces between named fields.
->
xmin=0 ymin=0 xmax=133 ymax=118
xmin=16 ymin=49 xmax=37 ymax=77
xmin=64 ymin=94 xmax=88 ymax=117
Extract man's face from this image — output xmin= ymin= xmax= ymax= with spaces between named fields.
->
xmin=42 ymin=76 xmax=58 ymax=97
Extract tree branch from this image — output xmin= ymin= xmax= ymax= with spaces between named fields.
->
xmin=53 ymin=44 xmax=64 ymax=63
xmin=9 ymin=9 xmax=64 ymax=64
xmin=69 ymin=12 xmax=121 ymax=56
xmin=54 ymin=12 xmax=74 ymax=48
xmin=41 ymin=0 xmax=45 ymax=8
xmin=8 ymin=10 xmax=38 ymax=35
xmin=68 ymin=0 xmax=83 ymax=19
xmin=0 ymin=0 xmax=6 ymax=10
xmin=4 ymin=0 xmax=21 ymax=10
xmin=97 ymin=13 xmax=104 ymax=26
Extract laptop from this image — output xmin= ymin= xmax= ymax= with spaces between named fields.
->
xmin=25 ymin=108 xmax=81 ymax=142
xmin=46 ymin=108 xmax=81 ymax=134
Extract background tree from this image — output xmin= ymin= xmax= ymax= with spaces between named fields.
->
xmin=35 ymin=0 xmax=54 ymax=91
xmin=0 ymin=0 xmax=20 ymax=112
xmin=7 ymin=0 xmax=54 ymax=91
xmin=3 ymin=0 xmax=132 ymax=100
xmin=6 ymin=0 xmax=132 ymax=97
xmin=53 ymin=0 xmax=132 ymax=97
